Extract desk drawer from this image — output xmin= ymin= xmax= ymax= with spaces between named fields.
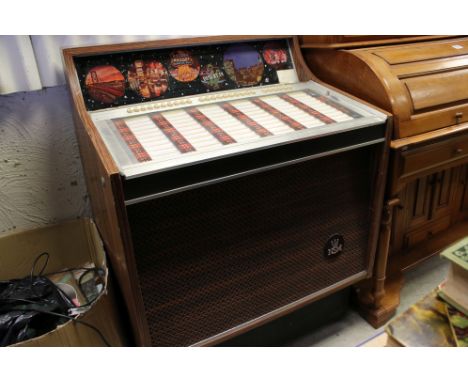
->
xmin=402 ymin=134 xmax=468 ymax=177
xmin=404 ymin=215 xmax=451 ymax=249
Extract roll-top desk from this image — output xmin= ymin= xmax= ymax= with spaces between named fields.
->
xmin=302 ymin=36 xmax=468 ymax=326
xmin=63 ymin=36 xmax=390 ymax=345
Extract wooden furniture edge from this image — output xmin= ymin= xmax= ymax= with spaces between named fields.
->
xmin=365 ymin=117 xmax=394 ymax=278
xmin=299 ymin=36 xmax=457 ymax=49
xmin=63 ymin=49 xmax=152 ymax=346
xmin=62 ymin=52 xmax=119 ymax=174
xmin=350 ymin=36 xmax=468 ymax=53
xmin=62 ymin=35 xmax=291 ymax=56
xmin=391 ymin=122 xmax=468 ymax=149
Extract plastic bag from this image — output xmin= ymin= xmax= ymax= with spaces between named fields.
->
xmin=0 ymin=275 xmax=74 ymax=346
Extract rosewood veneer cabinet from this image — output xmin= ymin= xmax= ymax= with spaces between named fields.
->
xmin=63 ymin=35 xmax=392 ymax=345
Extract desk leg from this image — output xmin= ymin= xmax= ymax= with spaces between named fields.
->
xmin=355 ymin=198 xmax=402 ymax=328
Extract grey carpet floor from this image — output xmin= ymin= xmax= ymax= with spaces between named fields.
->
xmin=287 ymin=255 xmax=450 ymax=346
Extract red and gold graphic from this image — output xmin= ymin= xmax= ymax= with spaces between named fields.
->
xmin=169 ymin=50 xmax=200 ymax=82
xmin=280 ymin=94 xmax=335 ymax=124
xmin=85 ymin=65 xmax=125 ymax=104
xmin=223 ymin=44 xmax=264 ymax=87
xmin=200 ymin=64 xmax=226 ymax=90
xmin=186 ymin=108 xmax=236 ymax=145
xmin=150 ymin=113 xmax=196 ymax=153
xmin=251 ymin=98 xmax=306 ymax=131
xmin=128 ymin=60 xmax=169 ymax=99
xmin=113 ymin=119 xmax=152 ymax=162
xmin=262 ymin=42 xmax=289 ymax=69
xmin=220 ymin=103 xmax=272 ymax=137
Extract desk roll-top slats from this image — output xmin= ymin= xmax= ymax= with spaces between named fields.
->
xmin=304 ymin=37 xmax=468 ymax=138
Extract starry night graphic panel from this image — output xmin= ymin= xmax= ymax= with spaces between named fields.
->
xmin=74 ymin=39 xmax=294 ymax=111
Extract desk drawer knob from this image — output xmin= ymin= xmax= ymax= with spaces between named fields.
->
xmin=455 ymin=112 xmax=463 ymax=124
xmin=454 ymin=148 xmax=464 ymax=155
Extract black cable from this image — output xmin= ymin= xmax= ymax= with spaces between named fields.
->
xmin=42 ymin=266 xmax=104 ymax=277
xmin=27 ymin=308 xmax=110 ymax=347
xmin=29 ymin=253 xmax=106 ymax=284
xmin=0 ymin=295 xmax=96 ymax=312
xmin=77 ymin=268 xmax=106 ymax=304
xmin=28 ymin=252 xmax=107 ymax=307
xmin=0 ymin=298 xmax=111 ymax=346
xmin=40 ymin=264 xmax=107 ymax=305
xmin=2 ymin=252 xmax=112 ymax=346
xmin=30 ymin=252 xmax=49 ymax=280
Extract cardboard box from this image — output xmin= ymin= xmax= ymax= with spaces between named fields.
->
xmin=0 ymin=218 xmax=128 ymax=346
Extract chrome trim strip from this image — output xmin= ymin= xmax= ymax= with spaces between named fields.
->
xmin=124 ymin=138 xmax=384 ymax=205
xmin=190 ymin=270 xmax=368 ymax=346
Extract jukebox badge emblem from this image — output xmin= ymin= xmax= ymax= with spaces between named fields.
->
xmin=324 ymin=234 xmax=344 ymax=258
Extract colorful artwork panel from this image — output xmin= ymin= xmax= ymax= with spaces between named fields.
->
xmin=223 ymin=44 xmax=264 ymax=87
xmin=169 ymin=50 xmax=200 ymax=83
xmin=200 ymin=64 xmax=226 ymax=90
xmin=85 ymin=65 xmax=125 ymax=104
xmin=127 ymin=60 xmax=169 ymax=99
xmin=262 ymin=42 xmax=289 ymax=69
xmin=75 ymin=39 xmax=294 ymax=111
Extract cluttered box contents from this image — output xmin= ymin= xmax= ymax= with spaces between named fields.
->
xmin=384 ymin=237 xmax=468 ymax=347
xmin=0 ymin=218 xmax=127 ymax=347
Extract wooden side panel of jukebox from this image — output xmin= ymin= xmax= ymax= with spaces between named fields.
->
xmin=301 ymin=36 xmax=468 ymax=327
xmin=63 ymin=35 xmax=391 ymax=346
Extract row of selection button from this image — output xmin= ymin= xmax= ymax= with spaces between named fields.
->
xmin=125 ymin=86 xmax=294 ymax=114
xmin=198 ymin=90 xmax=257 ymax=102
xmin=127 ymin=98 xmax=194 ymax=113
xmin=261 ymin=85 xmax=294 ymax=94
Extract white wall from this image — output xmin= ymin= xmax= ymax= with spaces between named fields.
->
xmin=0 ymin=36 xmax=42 ymax=94
xmin=0 ymin=35 xmax=184 ymax=234
xmin=0 ymin=35 xmax=183 ymax=94
xmin=31 ymin=35 xmax=176 ymax=89
xmin=0 ymin=85 xmax=90 ymax=233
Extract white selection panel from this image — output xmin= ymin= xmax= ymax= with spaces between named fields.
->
xmin=91 ymin=81 xmax=387 ymax=178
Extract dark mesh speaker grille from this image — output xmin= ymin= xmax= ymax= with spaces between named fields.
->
xmin=127 ymin=147 xmax=373 ymax=346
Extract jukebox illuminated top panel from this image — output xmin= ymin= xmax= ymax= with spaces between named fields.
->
xmin=74 ymin=37 xmax=387 ymax=179
xmin=74 ymin=39 xmax=297 ymax=111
